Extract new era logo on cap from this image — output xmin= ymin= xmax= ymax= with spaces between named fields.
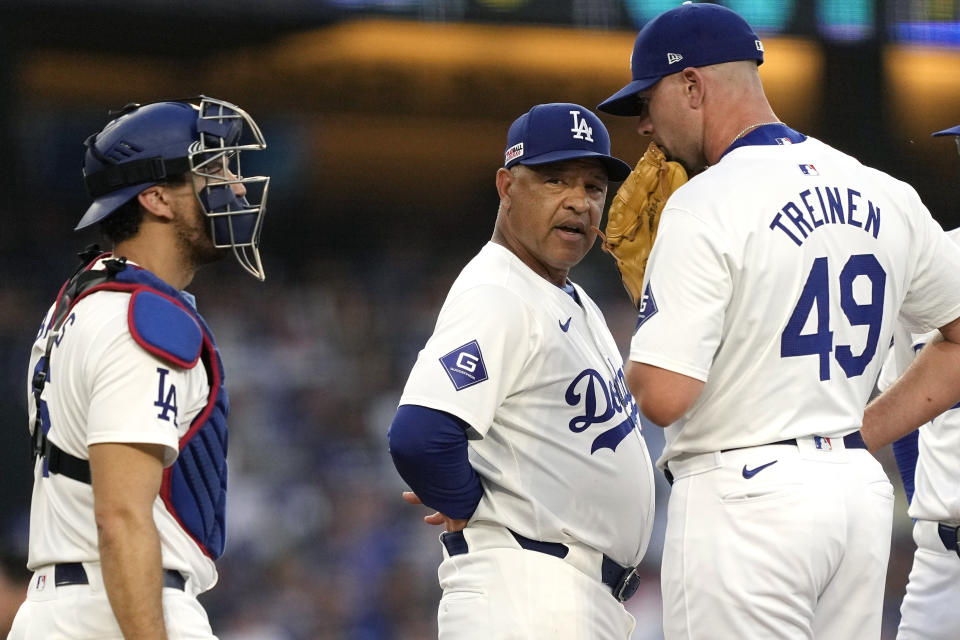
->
xmin=667 ymin=52 xmax=683 ymax=64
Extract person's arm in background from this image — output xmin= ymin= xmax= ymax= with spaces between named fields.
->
xmin=863 ymin=316 xmax=960 ymax=451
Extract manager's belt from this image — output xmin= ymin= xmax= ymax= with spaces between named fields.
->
xmin=440 ymin=529 xmax=642 ymax=603
xmin=938 ymin=524 xmax=960 ymax=559
xmin=54 ymin=563 xmax=185 ymax=590
xmin=664 ymin=432 xmax=868 ymax=485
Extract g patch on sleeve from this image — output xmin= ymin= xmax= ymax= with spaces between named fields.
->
xmin=634 ymin=282 xmax=659 ymax=333
xmin=439 ymin=340 xmax=489 ymax=391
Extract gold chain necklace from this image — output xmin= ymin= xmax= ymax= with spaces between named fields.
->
xmin=732 ymin=120 xmax=782 ymax=142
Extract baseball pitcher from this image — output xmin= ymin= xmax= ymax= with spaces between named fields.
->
xmin=598 ymin=4 xmax=960 ymax=639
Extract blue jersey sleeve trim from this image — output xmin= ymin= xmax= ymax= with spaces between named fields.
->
xmin=128 ymin=289 xmax=203 ymax=369
xmin=892 ymin=430 xmax=919 ymax=506
xmin=387 ymin=405 xmax=483 ymax=520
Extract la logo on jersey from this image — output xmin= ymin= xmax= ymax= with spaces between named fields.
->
xmin=565 ymin=364 xmax=640 ymax=454
xmin=570 ymin=110 xmax=593 ymax=142
xmin=154 ymin=367 xmax=178 ymax=423
xmin=440 ymin=340 xmax=489 ymax=391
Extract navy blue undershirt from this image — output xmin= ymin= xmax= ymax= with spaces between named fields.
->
xmin=892 ymin=431 xmax=919 ymax=506
xmin=718 ymin=123 xmax=807 ymax=162
xmin=388 ymin=280 xmax=582 ymax=519
xmin=560 ymin=280 xmax=581 ymax=305
xmin=387 ymin=405 xmax=483 ymax=520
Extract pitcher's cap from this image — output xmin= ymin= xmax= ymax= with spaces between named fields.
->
xmin=599 ymin=2 xmax=764 ymax=116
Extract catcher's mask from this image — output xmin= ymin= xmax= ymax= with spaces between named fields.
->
xmin=79 ymin=96 xmax=270 ymax=281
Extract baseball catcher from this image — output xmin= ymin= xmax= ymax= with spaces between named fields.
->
xmin=600 ymin=140 xmax=687 ymax=308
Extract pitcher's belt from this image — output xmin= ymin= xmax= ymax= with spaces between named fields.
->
xmin=664 ymin=432 xmax=868 ymax=485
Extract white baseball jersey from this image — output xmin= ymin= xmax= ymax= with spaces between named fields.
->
xmin=400 ymin=242 xmax=655 ymax=567
xmin=631 ymin=136 xmax=960 ymax=466
xmin=877 ymin=229 xmax=960 ymax=640
xmin=877 ymin=229 xmax=960 ymax=524
xmin=25 ymin=259 xmax=217 ymax=591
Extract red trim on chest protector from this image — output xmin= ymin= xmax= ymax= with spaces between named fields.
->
xmin=126 ymin=289 xmax=203 ymax=369
xmin=158 ymin=328 xmax=223 ymax=560
xmin=54 ymin=280 xmax=202 ymax=369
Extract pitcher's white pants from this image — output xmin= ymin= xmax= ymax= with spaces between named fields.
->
xmin=661 ymin=439 xmax=893 ymax=640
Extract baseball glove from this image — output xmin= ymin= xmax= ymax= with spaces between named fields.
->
xmin=599 ymin=141 xmax=688 ymax=308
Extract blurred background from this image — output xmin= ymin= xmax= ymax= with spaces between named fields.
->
xmin=0 ymin=0 xmax=958 ymax=638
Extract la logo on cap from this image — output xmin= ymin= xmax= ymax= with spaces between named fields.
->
xmin=570 ymin=110 xmax=593 ymax=142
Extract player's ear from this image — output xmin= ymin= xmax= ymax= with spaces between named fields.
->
xmin=136 ymin=185 xmax=175 ymax=221
xmin=496 ymin=167 xmax=514 ymax=204
xmin=681 ymin=67 xmax=705 ymax=109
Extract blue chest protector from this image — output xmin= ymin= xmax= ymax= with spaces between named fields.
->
xmin=36 ymin=258 xmax=230 ymax=560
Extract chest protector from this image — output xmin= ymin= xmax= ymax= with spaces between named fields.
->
xmin=36 ymin=257 xmax=229 ymax=560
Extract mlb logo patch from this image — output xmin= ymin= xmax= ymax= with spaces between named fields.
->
xmin=775 ymin=138 xmax=793 ymax=145
xmin=440 ymin=340 xmax=489 ymax=391
xmin=36 ymin=574 xmax=46 ymax=591
xmin=635 ymin=282 xmax=658 ymax=332
xmin=505 ymin=142 xmax=524 ymax=164
xmin=814 ymin=436 xmax=833 ymax=451
xmin=799 ymin=164 xmax=819 ymax=176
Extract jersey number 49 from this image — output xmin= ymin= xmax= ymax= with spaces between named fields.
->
xmin=781 ymin=254 xmax=886 ymax=381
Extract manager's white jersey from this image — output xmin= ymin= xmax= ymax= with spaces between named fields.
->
xmin=400 ymin=242 xmax=655 ymax=567
xmin=630 ymin=137 xmax=960 ymax=466
xmin=878 ymin=228 xmax=960 ymax=523
xmin=26 ymin=268 xmax=217 ymax=591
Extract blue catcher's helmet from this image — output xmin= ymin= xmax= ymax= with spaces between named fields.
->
xmin=80 ymin=96 xmax=270 ymax=280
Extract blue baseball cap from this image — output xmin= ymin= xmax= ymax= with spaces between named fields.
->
xmin=504 ymin=103 xmax=631 ymax=181
xmin=933 ymin=125 xmax=960 ymax=137
xmin=598 ymin=2 xmax=765 ymax=116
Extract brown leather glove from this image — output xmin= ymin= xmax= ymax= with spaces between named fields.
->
xmin=600 ymin=141 xmax=688 ymax=308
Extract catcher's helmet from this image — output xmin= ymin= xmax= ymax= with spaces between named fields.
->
xmin=80 ymin=96 xmax=270 ymax=280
